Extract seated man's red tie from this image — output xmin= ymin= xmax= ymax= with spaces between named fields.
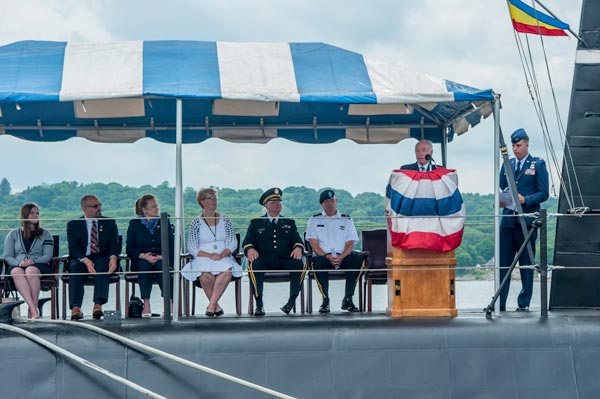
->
xmin=91 ymin=220 xmax=99 ymax=254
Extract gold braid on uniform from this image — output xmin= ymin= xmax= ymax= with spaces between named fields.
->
xmin=299 ymin=258 xmax=308 ymax=288
xmin=356 ymin=256 xmax=365 ymax=284
xmin=311 ymin=260 xmax=327 ymax=299
xmin=248 ymin=261 xmax=259 ymax=298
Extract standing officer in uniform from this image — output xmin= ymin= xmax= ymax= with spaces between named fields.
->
xmin=499 ymin=128 xmax=549 ymax=311
xmin=242 ymin=188 xmax=306 ymax=316
xmin=67 ymin=195 xmax=120 ymax=320
xmin=306 ymin=190 xmax=362 ymax=313
xmin=401 ymin=139 xmax=437 ymax=171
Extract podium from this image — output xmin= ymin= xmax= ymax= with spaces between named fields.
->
xmin=385 ymin=244 xmax=457 ymax=317
xmin=385 ymin=167 xmax=463 ymax=318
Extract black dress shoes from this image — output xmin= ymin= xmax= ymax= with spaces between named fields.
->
xmin=341 ymin=297 xmax=359 ymax=312
xmin=281 ymin=301 xmax=294 ymax=315
xmin=214 ymin=309 xmax=224 ymax=317
xmin=205 ymin=310 xmax=215 ymax=317
xmin=254 ymin=298 xmax=265 ymax=316
xmin=319 ymin=298 xmax=330 ymax=314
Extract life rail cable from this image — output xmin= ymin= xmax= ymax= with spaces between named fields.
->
xmin=0 ymin=321 xmax=166 ymax=399
xmin=507 ymin=0 xmax=586 ymax=212
xmin=17 ymin=317 xmax=296 ymax=399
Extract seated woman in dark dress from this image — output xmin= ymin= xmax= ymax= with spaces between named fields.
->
xmin=126 ymin=194 xmax=174 ymax=317
xmin=3 ymin=203 xmax=54 ymax=319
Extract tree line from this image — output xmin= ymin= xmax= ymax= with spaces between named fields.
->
xmin=0 ymin=178 xmax=558 ymax=276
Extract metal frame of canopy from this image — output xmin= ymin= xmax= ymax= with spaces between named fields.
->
xmin=0 ymin=40 xmax=498 ymax=321
xmin=162 ymin=98 xmax=500 ymax=322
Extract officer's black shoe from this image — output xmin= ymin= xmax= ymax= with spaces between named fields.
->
xmin=341 ymin=297 xmax=359 ymax=312
xmin=319 ymin=298 xmax=330 ymax=314
xmin=254 ymin=298 xmax=265 ymax=316
xmin=281 ymin=301 xmax=294 ymax=315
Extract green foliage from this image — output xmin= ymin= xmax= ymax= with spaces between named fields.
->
xmin=0 ymin=181 xmax=558 ymax=278
xmin=0 ymin=178 xmax=11 ymax=199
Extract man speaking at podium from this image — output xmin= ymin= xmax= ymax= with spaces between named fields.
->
xmin=401 ymin=139 xmax=437 ymax=172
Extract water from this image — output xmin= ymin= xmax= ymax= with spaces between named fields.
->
xmin=42 ymin=276 xmax=544 ymax=319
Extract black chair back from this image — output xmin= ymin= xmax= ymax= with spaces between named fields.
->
xmin=52 ymin=235 xmax=59 ymax=257
xmin=361 ymin=228 xmax=388 ymax=312
xmin=362 ymin=229 xmax=387 ymax=271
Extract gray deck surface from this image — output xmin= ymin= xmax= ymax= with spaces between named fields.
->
xmin=2 ymin=309 xmax=600 ymax=398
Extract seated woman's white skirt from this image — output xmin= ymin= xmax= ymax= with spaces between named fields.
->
xmin=181 ymin=256 xmax=242 ymax=282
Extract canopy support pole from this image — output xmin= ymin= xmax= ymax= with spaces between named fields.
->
xmin=493 ymin=96 xmax=501 ymax=316
xmin=172 ymin=98 xmax=183 ymax=322
xmin=441 ymin=126 xmax=448 ymax=167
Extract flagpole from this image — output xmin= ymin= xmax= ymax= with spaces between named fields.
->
xmin=532 ymin=0 xmax=587 ymax=46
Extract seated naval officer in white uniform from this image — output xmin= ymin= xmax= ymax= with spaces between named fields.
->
xmin=305 ymin=190 xmax=362 ymax=313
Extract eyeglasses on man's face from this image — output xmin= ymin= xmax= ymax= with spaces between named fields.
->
xmin=202 ymin=196 xmax=217 ymax=201
xmin=85 ymin=203 xmax=102 ymax=209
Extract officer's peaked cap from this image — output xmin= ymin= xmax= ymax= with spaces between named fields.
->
xmin=259 ymin=188 xmax=283 ymax=205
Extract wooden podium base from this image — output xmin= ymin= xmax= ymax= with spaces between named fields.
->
xmin=386 ymin=247 xmax=457 ymax=318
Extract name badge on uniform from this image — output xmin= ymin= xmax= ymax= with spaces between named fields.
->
xmin=317 ymin=224 xmax=324 ymax=227
xmin=257 ymin=228 xmax=265 ymax=234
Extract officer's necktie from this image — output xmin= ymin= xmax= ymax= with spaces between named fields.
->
xmin=515 ymin=161 xmax=521 ymax=176
xmin=90 ymin=220 xmax=99 ymax=254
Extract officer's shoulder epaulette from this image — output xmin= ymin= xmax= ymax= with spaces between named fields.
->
xmin=312 ymin=212 xmax=322 ymax=217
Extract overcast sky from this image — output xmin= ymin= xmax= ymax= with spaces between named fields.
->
xmin=0 ymin=0 xmax=583 ymax=197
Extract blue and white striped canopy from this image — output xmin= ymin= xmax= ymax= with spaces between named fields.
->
xmin=0 ymin=40 xmax=494 ymax=144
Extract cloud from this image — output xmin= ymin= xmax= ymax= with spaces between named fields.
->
xmin=0 ymin=1 xmax=113 ymax=44
xmin=0 ymin=0 xmax=584 ymax=198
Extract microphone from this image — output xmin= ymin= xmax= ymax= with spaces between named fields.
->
xmin=425 ymin=154 xmax=436 ymax=165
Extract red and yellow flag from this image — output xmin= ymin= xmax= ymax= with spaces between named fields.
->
xmin=508 ymin=0 xmax=569 ymax=36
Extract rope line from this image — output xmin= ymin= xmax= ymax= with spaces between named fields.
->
xmin=4 ymin=264 xmax=600 ymax=280
xmin=4 ymin=211 xmax=597 ymax=224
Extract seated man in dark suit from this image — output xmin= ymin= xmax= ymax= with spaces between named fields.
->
xmin=242 ymin=188 xmax=306 ymax=316
xmin=66 ymin=195 xmax=120 ymax=320
xmin=400 ymin=139 xmax=437 ymax=171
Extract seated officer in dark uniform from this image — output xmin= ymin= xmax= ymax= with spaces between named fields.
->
xmin=305 ymin=190 xmax=362 ymax=313
xmin=242 ymin=188 xmax=306 ymax=316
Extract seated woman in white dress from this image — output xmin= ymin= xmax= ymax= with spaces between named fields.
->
xmin=184 ymin=188 xmax=241 ymax=317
